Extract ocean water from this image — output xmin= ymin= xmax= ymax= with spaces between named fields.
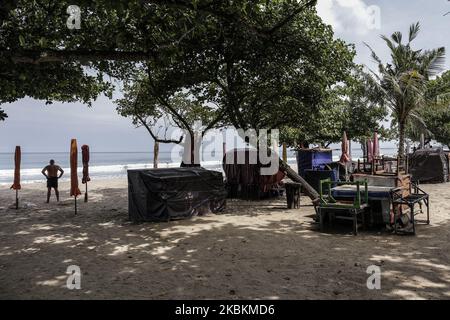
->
xmin=0 ymin=151 xmax=179 ymax=185
xmin=0 ymin=147 xmax=396 ymax=185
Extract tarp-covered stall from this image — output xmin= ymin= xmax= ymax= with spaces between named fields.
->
xmin=128 ymin=168 xmax=227 ymax=222
xmin=409 ymin=148 xmax=449 ymax=183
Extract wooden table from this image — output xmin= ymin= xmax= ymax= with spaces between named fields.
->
xmin=331 ymin=185 xmax=392 ymax=225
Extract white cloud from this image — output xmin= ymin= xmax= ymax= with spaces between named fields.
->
xmin=316 ymin=0 xmax=381 ymax=35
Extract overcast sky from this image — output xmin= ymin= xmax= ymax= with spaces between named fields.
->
xmin=1 ymin=0 xmax=449 ymax=153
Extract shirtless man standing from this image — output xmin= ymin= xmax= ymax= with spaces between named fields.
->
xmin=41 ymin=159 xmax=64 ymax=203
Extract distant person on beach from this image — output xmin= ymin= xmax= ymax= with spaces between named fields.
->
xmin=41 ymin=160 xmax=64 ymax=203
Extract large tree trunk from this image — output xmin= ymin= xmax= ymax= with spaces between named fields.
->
xmin=181 ymin=132 xmax=201 ymax=167
xmin=153 ymin=141 xmax=159 ymax=168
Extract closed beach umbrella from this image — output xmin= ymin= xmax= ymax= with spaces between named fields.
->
xmin=367 ymin=138 xmax=373 ymax=163
xmin=373 ymin=131 xmax=380 ymax=158
xmin=222 ymin=142 xmax=226 ymax=159
xmin=70 ymin=139 xmax=81 ymax=214
xmin=10 ymin=146 xmax=21 ymax=209
xmin=81 ymin=145 xmax=91 ymax=203
xmin=339 ymin=131 xmax=351 ymax=164
xmin=282 ymin=143 xmax=288 ymax=163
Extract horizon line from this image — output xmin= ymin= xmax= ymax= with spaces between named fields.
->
xmin=0 ymin=147 xmax=400 ymax=154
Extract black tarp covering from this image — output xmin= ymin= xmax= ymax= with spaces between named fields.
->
xmin=409 ymin=148 xmax=449 ymax=183
xmin=128 ymin=168 xmax=227 ymax=222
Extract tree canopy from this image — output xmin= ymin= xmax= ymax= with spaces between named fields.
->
xmin=132 ymin=0 xmax=355 ymax=149
xmin=280 ymin=68 xmax=389 ymax=148
xmin=1 ymin=0 xmax=357 ymax=168
xmin=115 ymin=75 xmax=222 ymax=144
xmin=406 ymin=70 xmax=450 ymax=147
xmin=1 ymin=0 xmax=354 ymax=131
xmin=0 ymin=1 xmax=123 ymax=117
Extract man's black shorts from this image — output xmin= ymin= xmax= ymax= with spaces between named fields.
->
xmin=47 ymin=177 xmax=58 ymax=189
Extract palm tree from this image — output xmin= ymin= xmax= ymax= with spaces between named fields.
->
xmin=365 ymin=22 xmax=446 ymax=158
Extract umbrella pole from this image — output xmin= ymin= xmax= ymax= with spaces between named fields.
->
xmin=15 ymin=190 xmax=19 ymax=210
xmin=74 ymin=196 xmax=77 ymax=215
xmin=84 ymin=182 xmax=88 ymax=203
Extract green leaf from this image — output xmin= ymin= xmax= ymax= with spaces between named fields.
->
xmin=38 ymin=37 xmax=46 ymax=47
xmin=19 ymin=35 xmax=25 ymax=47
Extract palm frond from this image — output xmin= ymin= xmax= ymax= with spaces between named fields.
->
xmin=421 ymin=47 xmax=446 ymax=78
xmin=364 ymin=42 xmax=382 ymax=66
xmin=380 ymin=35 xmax=396 ymax=54
xmin=391 ymin=31 xmax=403 ymax=45
xmin=407 ymin=111 xmax=432 ymax=138
xmin=408 ymin=22 xmax=420 ymax=43
xmin=0 ymin=108 xmax=8 ymax=121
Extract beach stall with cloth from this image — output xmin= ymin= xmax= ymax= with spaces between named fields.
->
xmin=223 ymin=148 xmax=285 ymax=200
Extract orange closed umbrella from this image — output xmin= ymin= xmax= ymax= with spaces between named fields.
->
xmin=373 ymin=131 xmax=380 ymax=158
xmin=10 ymin=146 xmax=21 ymax=209
xmin=70 ymin=139 xmax=81 ymax=214
xmin=339 ymin=132 xmax=351 ymax=180
xmin=282 ymin=143 xmax=288 ymax=163
xmin=81 ymin=145 xmax=90 ymax=203
xmin=367 ymin=138 xmax=373 ymax=163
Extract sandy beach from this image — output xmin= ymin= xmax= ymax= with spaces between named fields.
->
xmin=1 ymin=178 xmax=450 ymax=300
